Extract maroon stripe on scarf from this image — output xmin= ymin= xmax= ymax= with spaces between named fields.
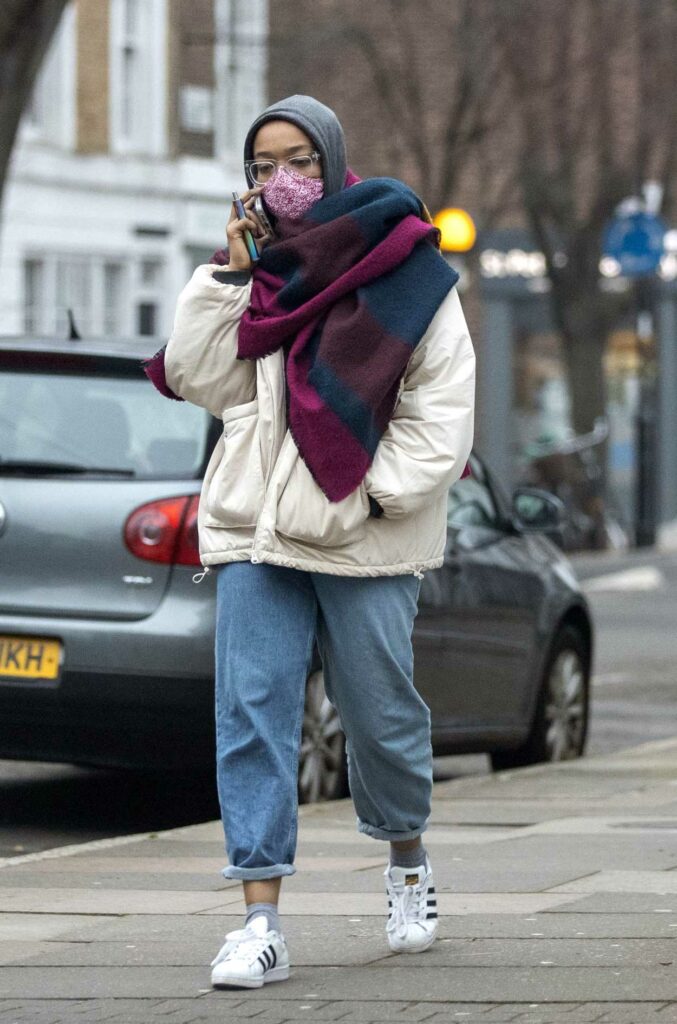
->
xmin=238 ymin=215 xmax=432 ymax=358
xmin=315 ymin=300 xmax=413 ymax=415
xmin=286 ymin=321 xmax=371 ymax=499
xmin=282 ymin=215 xmax=367 ymax=297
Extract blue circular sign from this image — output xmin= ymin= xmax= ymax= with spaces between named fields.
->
xmin=603 ymin=212 xmax=667 ymax=276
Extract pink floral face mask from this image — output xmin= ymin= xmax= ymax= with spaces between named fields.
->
xmin=262 ymin=165 xmax=324 ymax=220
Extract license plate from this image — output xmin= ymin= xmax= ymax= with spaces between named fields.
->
xmin=0 ymin=635 xmax=62 ymax=681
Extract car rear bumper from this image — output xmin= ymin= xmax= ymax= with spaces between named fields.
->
xmin=0 ymin=569 xmax=215 ymax=677
xmin=0 ymin=670 xmax=216 ymax=770
xmin=0 ymin=570 xmax=217 ymax=769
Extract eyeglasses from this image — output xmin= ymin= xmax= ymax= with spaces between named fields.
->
xmin=245 ymin=151 xmax=322 ymax=185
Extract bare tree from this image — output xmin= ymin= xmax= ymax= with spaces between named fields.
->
xmin=271 ymin=0 xmax=677 ymax=469
xmin=269 ymin=0 xmax=505 ymax=212
xmin=0 ymin=0 xmax=68 ymax=211
xmin=493 ymin=0 xmax=677 ymax=438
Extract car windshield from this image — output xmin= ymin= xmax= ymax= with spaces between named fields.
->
xmin=0 ymin=368 xmax=211 ymax=479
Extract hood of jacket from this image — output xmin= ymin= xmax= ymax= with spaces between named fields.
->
xmin=243 ymin=94 xmax=347 ymax=198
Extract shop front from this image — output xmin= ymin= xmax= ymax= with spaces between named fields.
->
xmin=476 ymin=229 xmax=677 ymax=547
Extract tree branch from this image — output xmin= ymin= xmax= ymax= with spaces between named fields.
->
xmin=0 ymin=0 xmax=68 ymax=210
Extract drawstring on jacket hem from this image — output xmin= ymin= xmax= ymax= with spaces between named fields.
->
xmin=194 ymin=560 xmax=424 ymax=582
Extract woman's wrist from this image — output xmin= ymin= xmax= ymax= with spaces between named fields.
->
xmin=225 ymin=258 xmax=252 ymax=272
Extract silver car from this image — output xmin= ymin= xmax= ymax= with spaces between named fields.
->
xmin=0 ymin=338 xmax=593 ymax=802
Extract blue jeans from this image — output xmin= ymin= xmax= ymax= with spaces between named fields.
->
xmin=214 ymin=561 xmax=432 ymax=880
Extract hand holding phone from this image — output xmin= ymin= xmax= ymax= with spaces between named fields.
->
xmin=231 ymin=191 xmax=260 ymax=264
xmin=224 ymin=188 xmax=261 ymax=268
xmin=229 ymin=192 xmax=259 ymax=264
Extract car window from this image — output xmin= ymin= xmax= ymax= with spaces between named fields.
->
xmin=447 ymin=474 xmax=499 ymax=529
xmin=0 ymin=370 xmax=210 ymax=479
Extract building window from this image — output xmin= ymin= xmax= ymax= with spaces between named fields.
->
xmin=120 ymin=0 xmax=141 ymax=142
xmin=137 ymin=302 xmax=157 ymax=336
xmin=139 ymin=258 xmax=163 ymax=288
xmin=103 ymin=263 xmax=125 ymax=335
xmin=180 ymin=85 xmax=214 ymax=135
xmin=56 ymin=256 xmax=93 ymax=335
xmin=23 ymin=2 xmax=76 ymax=149
xmin=214 ymin=0 xmax=268 ymax=157
xmin=24 ymin=255 xmax=126 ymax=338
xmin=110 ymin=0 xmax=167 ymax=155
xmin=135 ymin=257 xmax=164 ymax=336
xmin=23 ymin=254 xmax=165 ymax=339
xmin=24 ymin=260 xmax=45 ymax=334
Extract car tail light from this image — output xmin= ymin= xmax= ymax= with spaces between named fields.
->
xmin=124 ymin=495 xmax=201 ymax=566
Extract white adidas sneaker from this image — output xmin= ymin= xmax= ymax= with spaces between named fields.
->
xmin=384 ymin=856 xmax=439 ymax=953
xmin=210 ymin=914 xmax=290 ymax=989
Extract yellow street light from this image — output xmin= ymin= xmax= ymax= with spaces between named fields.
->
xmin=433 ymin=207 xmax=476 ymax=253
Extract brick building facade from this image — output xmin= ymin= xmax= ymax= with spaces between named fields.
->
xmin=0 ymin=0 xmax=267 ymax=340
xmin=2 ymin=0 xmax=676 ymax=534
xmin=268 ymin=0 xmax=677 ymax=533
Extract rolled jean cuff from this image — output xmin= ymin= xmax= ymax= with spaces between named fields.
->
xmin=221 ymin=863 xmax=296 ymax=881
xmin=357 ymin=818 xmax=429 ymax=842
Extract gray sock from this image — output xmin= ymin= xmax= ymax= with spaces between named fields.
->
xmin=245 ymin=901 xmax=280 ymax=934
xmin=389 ymin=841 xmax=428 ymax=870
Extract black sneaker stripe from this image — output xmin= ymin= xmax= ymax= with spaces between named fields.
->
xmin=269 ymin=946 xmax=277 ymax=969
xmin=426 ymin=912 xmax=438 ymax=919
xmin=265 ymin=948 xmax=274 ymax=969
xmin=427 ymin=899 xmax=437 ymax=906
xmin=257 ymin=953 xmax=268 ymax=969
xmin=428 ymin=886 xmax=436 ymax=893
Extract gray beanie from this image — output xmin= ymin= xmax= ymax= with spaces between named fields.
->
xmin=244 ymin=94 xmax=347 ymax=197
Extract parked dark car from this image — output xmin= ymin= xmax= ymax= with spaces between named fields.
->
xmin=0 ymin=338 xmax=593 ymax=802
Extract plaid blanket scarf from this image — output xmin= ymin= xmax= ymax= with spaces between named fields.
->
xmin=237 ymin=175 xmax=459 ymax=502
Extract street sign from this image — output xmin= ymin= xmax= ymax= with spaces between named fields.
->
xmin=603 ymin=211 xmax=667 ymax=277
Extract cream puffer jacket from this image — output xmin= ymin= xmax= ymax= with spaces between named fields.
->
xmin=164 ymin=265 xmax=476 ymax=579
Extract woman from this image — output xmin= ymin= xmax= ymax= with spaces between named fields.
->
xmin=145 ymin=94 xmax=475 ymax=989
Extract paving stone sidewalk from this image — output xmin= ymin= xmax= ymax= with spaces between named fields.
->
xmin=3 ymin=737 xmax=677 ymax=1024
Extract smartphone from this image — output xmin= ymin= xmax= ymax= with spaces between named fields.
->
xmin=231 ymin=191 xmax=260 ymax=264
xmin=254 ymin=195 xmax=276 ymax=240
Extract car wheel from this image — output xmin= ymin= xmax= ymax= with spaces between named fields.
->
xmin=490 ymin=625 xmax=589 ymax=771
xmin=298 ymin=668 xmax=349 ymax=804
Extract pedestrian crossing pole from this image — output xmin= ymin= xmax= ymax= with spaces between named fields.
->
xmin=635 ymin=278 xmax=658 ymax=548
xmin=603 ymin=183 xmax=666 ymax=549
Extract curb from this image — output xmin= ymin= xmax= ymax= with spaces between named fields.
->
xmin=3 ymin=737 xmax=676 ymax=870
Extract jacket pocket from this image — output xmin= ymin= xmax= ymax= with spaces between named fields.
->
xmin=275 ymin=452 xmax=370 ymax=548
xmin=204 ymin=399 xmax=263 ymax=528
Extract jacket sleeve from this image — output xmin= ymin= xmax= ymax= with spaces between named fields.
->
xmin=163 ymin=265 xmax=256 ymax=418
xmin=363 ymin=287 xmax=475 ymax=519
